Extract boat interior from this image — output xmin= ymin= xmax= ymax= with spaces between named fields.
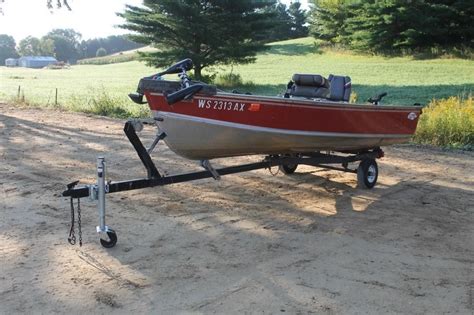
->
xmin=286 ymin=73 xmax=352 ymax=102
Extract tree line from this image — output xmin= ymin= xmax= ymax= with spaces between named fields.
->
xmin=3 ymin=0 xmax=471 ymax=76
xmin=308 ymin=0 xmax=474 ymax=55
xmin=0 ymin=31 xmax=145 ymax=64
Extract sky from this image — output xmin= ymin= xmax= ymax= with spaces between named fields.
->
xmin=0 ymin=0 xmax=309 ymax=42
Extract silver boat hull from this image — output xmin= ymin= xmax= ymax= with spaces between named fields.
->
xmin=154 ymin=111 xmax=411 ymax=160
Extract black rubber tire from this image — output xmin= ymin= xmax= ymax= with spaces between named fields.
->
xmin=279 ymin=163 xmax=298 ymax=174
xmin=357 ymin=159 xmax=378 ymax=189
xmin=100 ymin=229 xmax=118 ymax=248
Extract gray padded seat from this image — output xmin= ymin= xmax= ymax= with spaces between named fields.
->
xmin=328 ymin=74 xmax=351 ymax=101
xmin=290 ymin=74 xmax=330 ymax=99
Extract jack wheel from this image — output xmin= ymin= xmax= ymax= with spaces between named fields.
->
xmin=100 ymin=229 xmax=118 ymax=248
xmin=357 ymin=159 xmax=378 ymax=189
xmin=279 ymin=163 xmax=298 ymax=174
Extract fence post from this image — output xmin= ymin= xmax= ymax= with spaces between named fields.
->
xmin=17 ymin=85 xmax=21 ymax=100
xmin=55 ymin=88 xmax=58 ymax=106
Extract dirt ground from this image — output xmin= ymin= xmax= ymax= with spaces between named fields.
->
xmin=1 ymin=103 xmax=473 ymax=314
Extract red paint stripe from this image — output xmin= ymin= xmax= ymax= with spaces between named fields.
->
xmin=145 ymin=93 xmax=420 ymax=135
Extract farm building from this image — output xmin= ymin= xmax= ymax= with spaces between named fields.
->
xmin=5 ymin=58 xmax=18 ymax=67
xmin=18 ymin=56 xmax=57 ymax=68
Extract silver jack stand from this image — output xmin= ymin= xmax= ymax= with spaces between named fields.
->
xmin=92 ymin=157 xmax=117 ymax=248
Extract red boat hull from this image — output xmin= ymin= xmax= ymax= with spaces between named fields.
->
xmin=145 ymin=91 xmax=421 ymax=160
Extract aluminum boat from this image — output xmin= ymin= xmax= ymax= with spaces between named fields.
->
xmin=131 ymin=59 xmax=421 ymax=160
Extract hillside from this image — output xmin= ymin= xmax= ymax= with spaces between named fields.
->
xmin=0 ymin=37 xmax=473 ymax=114
xmin=77 ymin=46 xmax=156 ymax=65
xmin=228 ymin=38 xmax=473 ymax=105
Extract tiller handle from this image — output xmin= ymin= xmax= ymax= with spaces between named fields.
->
xmin=166 ymin=84 xmax=204 ymax=105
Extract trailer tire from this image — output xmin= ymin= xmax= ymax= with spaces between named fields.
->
xmin=100 ymin=229 xmax=118 ymax=248
xmin=279 ymin=164 xmax=298 ymax=175
xmin=357 ymin=159 xmax=378 ymax=189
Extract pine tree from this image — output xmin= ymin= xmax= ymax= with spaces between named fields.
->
xmin=288 ymin=2 xmax=308 ymax=38
xmin=310 ymin=0 xmax=474 ymax=54
xmin=264 ymin=2 xmax=293 ymax=42
xmin=308 ymin=0 xmax=354 ymax=45
xmin=346 ymin=0 xmax=474 ymax=53
xmin=119 ymin=0 xmax=276 ymax=80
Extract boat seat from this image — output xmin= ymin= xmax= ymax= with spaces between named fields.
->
xmin=328 ymin=74 xmax=351 ymax=102
xmin=289 ymin=74 xmax=330 ymax=99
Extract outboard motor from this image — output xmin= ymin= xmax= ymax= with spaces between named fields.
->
xmin=157 ymin=58 xmax=194 ymax=76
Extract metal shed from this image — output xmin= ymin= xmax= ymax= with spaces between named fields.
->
xmin=18 ymin=56 xmax=57 ymax=68
xmin=5 ymin=58 xmax=18 ymax=67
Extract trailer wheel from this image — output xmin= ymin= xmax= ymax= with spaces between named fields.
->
xmin=100 ymin=229 xmax=118 ymax=248
xmin=357 ymin=159 xmax=378 ymax=189
xmin=279 ymin=163 xmax=298 ymax=174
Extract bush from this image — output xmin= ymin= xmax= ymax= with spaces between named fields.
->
xmin=90 ymin=92 xmax=127 ymax=117
xmin=214 ymin=72 xmax=244 ymax=88
xmin=414 ymin=96 xmax=474 ymax=149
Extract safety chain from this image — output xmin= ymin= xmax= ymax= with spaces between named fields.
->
xmin=68 ymin=197 xmax=82 ymax=247
xmin=266 ymin=155 xmax=280 ymax=176
xmin=77 ymin=198 xmax=82 ymax=246
xmin=267 ymin=165 xmax=280 ymax=176
xmin=68 ymin=198 xmax=75 ymax=245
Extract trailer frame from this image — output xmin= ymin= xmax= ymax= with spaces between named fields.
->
xmin=63 ymin=120 xmax=384 ymax=248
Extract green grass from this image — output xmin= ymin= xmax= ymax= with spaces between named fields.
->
xmin=0 ymin=61 xmax=153 ymax=117
xmin=1 ymin=37 xmax=473 ymax=116
xmin=220 ymin=38 xmax=474 ymax=105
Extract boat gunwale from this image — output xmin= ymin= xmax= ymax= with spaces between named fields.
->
xmin=146 ymin=90 xmax=422 ymax=112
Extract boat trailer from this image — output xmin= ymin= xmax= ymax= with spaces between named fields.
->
xmin=62 ymin=120 xmax=384 ymax=248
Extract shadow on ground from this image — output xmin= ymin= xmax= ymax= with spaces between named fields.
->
xmin=264 ymin=42 xmax=320 ymax=56
xmin=1 ymin=107 xmax=473 ymax=314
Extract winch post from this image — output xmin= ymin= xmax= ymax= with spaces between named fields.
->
xmin=97 ymin=157 xmax=107 ymax=233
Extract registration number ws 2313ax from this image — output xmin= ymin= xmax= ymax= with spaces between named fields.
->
xmin=198 ymin=99 xmax=246 ymax=112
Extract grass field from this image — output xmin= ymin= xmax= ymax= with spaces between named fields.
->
xmin=1 ymin=37 xmax=473 ymax=116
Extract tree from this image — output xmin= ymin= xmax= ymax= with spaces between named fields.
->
xmin=78 ymin=35 xmax=145 ymax=59
xmin=44 ymin=28 xmax=82 ymax=62
xmin=264 ymin=2 xmax=293 ymax=42
xmin=18 ymin=36 xmax=42 ymax=56
xmin=119 ymin=0 xmax=276 ymax=80
xmin=346 ymin=0 xmax=474 ymax=53
xmin=46 ymin=0 xmax=70 ymax=10
xmin=0 ymin=34 xmax=18 ymax=64
xmin=310 ymin=0 xmax=474 ymax=54
xmin=288 ymin=2 xmax=308 ymax=38
xmin=39 ymin=37 xmax=55 ymax=56
xmin=96 ymin=47 xmax=107 ymax=57
xmin=308 ymin=0 xmax=354 ymax=45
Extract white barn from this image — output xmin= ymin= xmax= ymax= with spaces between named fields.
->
xmin=18 ymin=56 xmax=57 ymax=68
xmin=5 ymin=58 xmax=18 ymax=67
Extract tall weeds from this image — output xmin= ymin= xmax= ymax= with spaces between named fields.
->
xmin=414 ymin=96 xmax=474 ymax=149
